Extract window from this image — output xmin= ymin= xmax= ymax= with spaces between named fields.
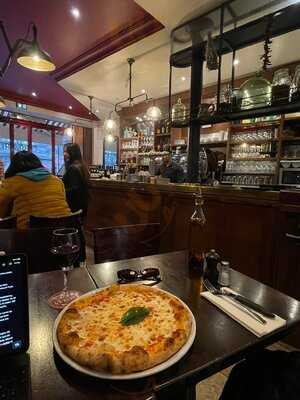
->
xmin=0 ymin=123 xmax=10 ymax=171
xmin=55 ymin=131 xmax=71 ymax=175
xmin=14 ymin=124 xmax=28 ymax=153
xmin=0 ymin=119 xmax=75 ymax=174
xmin=32 ymin=129 xmax=52 ymax=171
xmin=104 ymin=136 xmax=118 ymax=167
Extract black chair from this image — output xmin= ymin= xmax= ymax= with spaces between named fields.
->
xmin=29 ymin=210 xmax=86 ymax=263
xmin=0 ymin=228 xmax=61 ymax=274
xmin=0 ymin=216 xmax=17 ymax=229
xmin=29 ymin=210 xmax=82 ymax=228
xmin=93 ymin=223 xmax=160 ymax=264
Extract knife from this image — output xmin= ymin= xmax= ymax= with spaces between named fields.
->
xmin=223 ymin=289 xmax=276 ymax=319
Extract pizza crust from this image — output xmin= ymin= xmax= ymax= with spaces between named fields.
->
xmin=57 ymin=284 xmax=191 ymax=374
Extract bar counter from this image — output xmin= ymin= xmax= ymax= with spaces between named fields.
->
xmin=86 ymin=180 xmax=300 ymax=314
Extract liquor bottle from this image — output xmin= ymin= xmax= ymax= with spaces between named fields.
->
xmin=188 ymin=187 xmax=206 ymax=272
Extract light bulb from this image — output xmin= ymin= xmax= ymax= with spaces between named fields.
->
xmin=104 ymin=118 xmax=116 ymax=131
xmin=146 ymin=106 xmax=162 ymax=121
xmin=106 ymin=134 xmax=114 ymax=143
xmin=65 ymin=127 xmax=73 ymax=137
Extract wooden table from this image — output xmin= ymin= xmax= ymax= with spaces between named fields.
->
xmin=28 ymin=251 xmax=300 ymax=400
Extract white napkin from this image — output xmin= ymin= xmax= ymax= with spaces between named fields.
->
xmin=201 ymin=289 xmax=286 ymax=337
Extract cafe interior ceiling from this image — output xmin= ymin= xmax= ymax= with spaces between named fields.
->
xmin=61 ymin=0 xmax=300 ymax=110
xmin=0 ymin=0 xmax=163 ymax=121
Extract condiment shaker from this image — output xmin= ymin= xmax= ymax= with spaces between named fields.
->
xmin=218 ymin=261 xmax=231 ymax=287
xmin=203 ymin=249 xmax=220 ymax=286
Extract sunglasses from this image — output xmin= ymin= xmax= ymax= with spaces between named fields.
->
xmin=117 ymin=268 xmax=161 ymax=283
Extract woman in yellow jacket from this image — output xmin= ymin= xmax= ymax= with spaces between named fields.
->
xmin=0 ymin=151 xmax=70 ymax=229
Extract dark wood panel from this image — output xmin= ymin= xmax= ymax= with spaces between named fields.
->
xmin=86 ymin=182 xmax=280 ymax=287
xmin=86 ymin=186 xmax=162 ymax=230
xmin=160 ymin=192 xmax=277 ymax=286
xmin=83 ymin=127 xmax=93 ymax=166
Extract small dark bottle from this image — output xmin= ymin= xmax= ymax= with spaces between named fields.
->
xmin=203 ymin=249 xmax=221 ymax=286
xmin=188 ymin=250 xmax=205 ymax=273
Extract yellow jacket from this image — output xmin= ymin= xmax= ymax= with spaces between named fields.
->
xmin=0 ymin=174 xmax=71 ymax=229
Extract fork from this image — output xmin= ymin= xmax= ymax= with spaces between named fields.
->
xmin=204 ymin=279 xmax=267 ymax=325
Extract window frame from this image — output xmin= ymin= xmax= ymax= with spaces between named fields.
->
xmin=0 ymin=116 xmax=69 ymax=174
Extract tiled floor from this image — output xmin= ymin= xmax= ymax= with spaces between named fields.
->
xmin=195 ymin=341 xmax=297 ymax=399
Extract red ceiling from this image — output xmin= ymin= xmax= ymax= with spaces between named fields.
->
xmin=0 ymin=0 xmax=163 ymax=120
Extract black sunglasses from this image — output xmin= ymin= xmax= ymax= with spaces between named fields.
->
xmin=117 ymin=268 xmax=161 ymax=283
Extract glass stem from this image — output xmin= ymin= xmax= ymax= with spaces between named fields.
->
xmin=63 ymin=269 xmax=69 ymax=292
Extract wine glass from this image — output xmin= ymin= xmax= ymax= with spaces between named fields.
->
xmin=48 ymin=228 xmax=82 ymax=309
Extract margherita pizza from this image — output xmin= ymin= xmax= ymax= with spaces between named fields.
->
xmin=57 ymin=284 xmax=192 ymax=374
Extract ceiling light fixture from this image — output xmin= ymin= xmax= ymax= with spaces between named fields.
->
xmin=31 ymin=91 xmax=37 ymax=97
xmin=141 ymin=89 xmax=146 ymax=94
xmin=233 ymin=59 xmax=240 ymax=66
xmin=71 ymin=7 xmax=80 ymax=19
xmin=104 ymin=118 xmax=117 ymax=131
xmin=68 ymin=105 xmax=73 ymax=110
xmin=0 ymin=21 xmax=55 ymax=76
xmin=113 ymin=58 xmax=162 ymax=121
xmin=146 ymin=105 xmax=162 ymax=121
xmin=105 ymin=133 xmax=115 ymax=143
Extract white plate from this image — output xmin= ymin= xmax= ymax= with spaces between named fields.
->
xmin=53 ymin=285 xmax=196 ymax=380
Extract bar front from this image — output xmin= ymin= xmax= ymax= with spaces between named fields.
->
xmin=2 ymin=1 xmax=300 ymax=399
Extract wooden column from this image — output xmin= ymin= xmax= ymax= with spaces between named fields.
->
xmin=28 ymin=125 xmax=32 ymax=152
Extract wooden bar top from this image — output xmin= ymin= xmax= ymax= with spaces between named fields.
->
xmin=89 ymin=179 xmax=281 ymax=206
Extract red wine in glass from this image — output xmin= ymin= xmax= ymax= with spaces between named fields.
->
xmin=48 ymin=228 xmax=82 ymax=309
xmin=51 ymin=243 xmax=80 ymax=269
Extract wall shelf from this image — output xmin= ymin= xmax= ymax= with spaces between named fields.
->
xmin=171 ymin=101 xmax=300 ymax=128
xmin=224 ymin=172 xmax=275 ymax=175
xmin=281 ymin=137 xmax=300 ymax=141
xmin=200 ymin=141 xmax=228 ymax=147
xmin=230 ymin=139 xmax=278 ymax=145
xmin=228 ymin=157 xmax=277 ymax=162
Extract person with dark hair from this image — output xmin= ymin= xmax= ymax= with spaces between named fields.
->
xmin=156 ymin=154 xmax=184 ymax=183
xmin=0 ymin=151 xmax=70 ymax=228
xmin=63 ymin=143 xmax=90 ymax=217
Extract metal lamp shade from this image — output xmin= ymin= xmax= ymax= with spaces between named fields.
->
xmin=239 ymin=74 xmax=271 ymax=110
xmin=17 ymin=44 xmax=55 ymax=72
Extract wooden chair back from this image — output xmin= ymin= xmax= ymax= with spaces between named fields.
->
xmin=93 ymin=223 xmax=160 ymax=264
xmin=29 ymin=210 xmax=86 ymax=263
xmin=29 ymin=210 xmax=82 ymax=228
xmin=0 ymin=228 xmax=61 ymax=274
xmin=0 ymin=216 xmax=17 ymax=229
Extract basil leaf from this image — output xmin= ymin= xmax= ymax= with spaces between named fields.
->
xmin=121 ymin=307 xmax=150 ymax=326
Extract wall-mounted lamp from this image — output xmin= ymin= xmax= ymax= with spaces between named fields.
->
xmin=0 ymin=21 xmax=55 ymax=77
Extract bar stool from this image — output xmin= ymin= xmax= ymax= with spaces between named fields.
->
xmin=93 ymin=223 xmax=160 ymax=264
